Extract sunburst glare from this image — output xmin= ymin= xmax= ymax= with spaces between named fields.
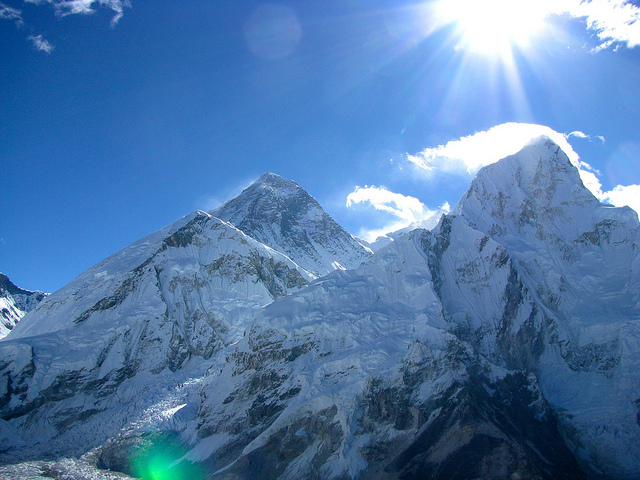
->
xmin=436 ymin=0 xmax=552 ymax=57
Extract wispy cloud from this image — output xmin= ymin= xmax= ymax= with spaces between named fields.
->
xmin=568 ymin=131 xmax=606 ymax=143
xmin=567 ymin=130 xmax=588 ymax=139
xmin=24 ymin=0 xmax=130 ymax=25
xmin=346 ymin=185 xmax=449 ymax=241
xmin=28 ymin=34 xmax=54 ymax=53
xmin=0 ymin=2 xmax=23 ymax=26
xmin=4 ymin=0 xmax=130 ymax=52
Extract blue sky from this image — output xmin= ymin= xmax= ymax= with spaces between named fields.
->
xmin=2 ymin=0 xmax=640 ymax=292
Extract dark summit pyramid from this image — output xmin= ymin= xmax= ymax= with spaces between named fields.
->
xmin=212 ymin=172 xmax=372 ymax=277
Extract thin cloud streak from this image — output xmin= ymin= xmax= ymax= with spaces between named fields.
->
xmin=0 ymin=2 xmax=23 ymax=25
xmin=568 ymin=130 xmax=606 ymax=144
xmin=28 ymin=34 xmax=54 ymax=52
xmin=24 ymin=0 xmax=130 ymax=25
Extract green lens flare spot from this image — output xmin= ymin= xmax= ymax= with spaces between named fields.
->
xmin=129 ymin=433 xmax=203 ymax=480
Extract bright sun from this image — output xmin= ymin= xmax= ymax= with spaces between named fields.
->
xmin=437 ymin=0 xmax=550 ymax=57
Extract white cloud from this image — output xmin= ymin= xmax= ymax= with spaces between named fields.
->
xmin=28 ymin=34 xmax=54 ymax=53
xmin=602 ymin=184 xmax=640 ymax=213
xmin=583 ymin=168 xmax=640 ymax=214
xmin=407 ymin=123 xmax=580 ymax=176
xmin=563 ymin=0 xmax=640 ymax=51
xmin=530 ymin=0 xmax=640 ymax=51
xmin=24 ymin=0 xmax=130 ymax=25
xmin=432 ymin=0 xmax=640 ymax=52
xmin=346 ymin=185 xmax=449 ymax=241
xmin=568 ymin=130 xmax=589 ymax=139
xmin=347 ymin=186 xmax=426 ymax=223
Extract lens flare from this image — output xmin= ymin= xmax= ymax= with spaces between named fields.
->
xmin=130 ymin=434 xmax=204 ymax=480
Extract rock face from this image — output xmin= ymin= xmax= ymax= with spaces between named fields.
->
xmin=1 ymin=147 xmax=639 ymax=480
xmin=0 ymin=274 xmax=46 ymax=339
xmin=212 ymin=172 xmax=372 ymax=277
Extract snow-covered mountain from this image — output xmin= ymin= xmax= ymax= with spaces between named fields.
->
xmin=455 ymin=138 xmax=640 ymax=478
xmin=0 ymin=210 xmax=311 ymax=460
xmin=211 ymin=173 xmax=372 ymax=277
xmin=1 ymin=143 xmax=639 ymax=480
xmin=0 ymin=274 xmax=46 ymax=339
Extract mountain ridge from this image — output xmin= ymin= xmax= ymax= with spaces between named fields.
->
xmin=1 ymin=138 xmax=639 ymax=479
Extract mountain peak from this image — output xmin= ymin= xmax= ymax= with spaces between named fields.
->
xmin=252 ymin=172 xmax=303 ymax=195
xmin=256 ymin=171 xmax=286 ymax=183
xmin=212 ymin=173 xmax=371 ymax=276
xmin=454 ymin=136 xmax=601 ymax=238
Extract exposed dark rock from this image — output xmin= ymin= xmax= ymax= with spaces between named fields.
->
xmin=386 ymin=373 xmax=587 ymax=480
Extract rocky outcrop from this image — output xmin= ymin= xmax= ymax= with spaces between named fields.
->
xmin=0 ymin=274 xmax=47 ymax=339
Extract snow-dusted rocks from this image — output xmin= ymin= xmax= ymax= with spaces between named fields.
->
xmin=0 ymin=274 xmax=47 ymax=339
xmin=212 ymin=173 xmax=372 ymax=277
xmin=455 ymin=137 xmax=640 ymax=325
xmin=9 ymin=211 xmax=310 ymax=343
